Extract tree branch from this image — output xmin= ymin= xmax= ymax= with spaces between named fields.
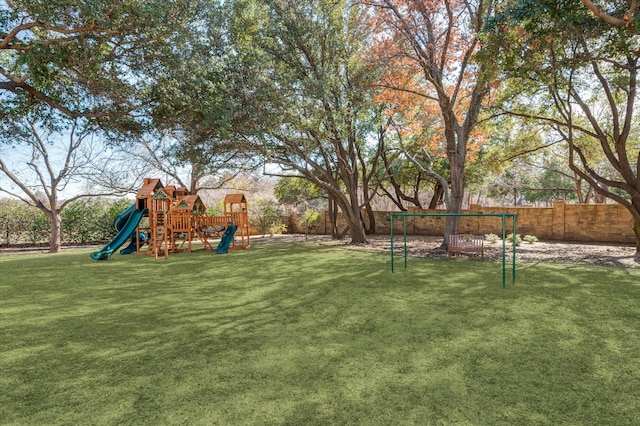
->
xmin=580 ymin=0 xmax=638 ymax=32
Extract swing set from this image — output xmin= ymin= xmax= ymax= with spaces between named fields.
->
xmin=390 ymin=213 xmax=517 ymax=289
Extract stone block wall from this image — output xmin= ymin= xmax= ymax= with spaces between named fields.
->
xmin=289 ymin=201 xmax=636 ymax=244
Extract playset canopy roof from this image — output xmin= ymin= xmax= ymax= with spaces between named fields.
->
xmin=174 ymin=195 xmax=206 ymax=214
xmin=224 ymin=194 xmax=246 ymax=204
xmin=137 ymin=178 xmax=163 ymax=197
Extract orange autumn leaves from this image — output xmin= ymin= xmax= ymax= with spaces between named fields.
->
xmin=365 ymin=0 xmax=490 ymax=160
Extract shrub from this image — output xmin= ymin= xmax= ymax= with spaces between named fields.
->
xmin=0 ymin=200 xmax=49 ymax=245
xmin=62 ymin=198 xmax=132 ymax=244
xmin=101 ymin=199 xmax=132 ymax=241
xmin=0 ymin=199 xmax=34 ymax=245
xmin=206 ymin=200 xmax=224 ymax=217
xmin=62 ymin=200 xmax=101 ymax=244
xmin=505 ymin=233 xmax=522 ymax=245
xmin=26 ymin=211 xmax=50 ymax=245
xmin=0 ymin=197 xmax=135 ymax=246
xmin=484 ymin=233 xmax=500 ymax=244
xmin=250 ymin=198 xmax=286 ymax=236
xmin=301 ymin=209 xmax=320 ymax=238
xmin=523 ymin=234 xmax=539 ymax=244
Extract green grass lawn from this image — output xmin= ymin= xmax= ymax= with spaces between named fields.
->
xmin=2 ymin=240 xmax=640 ymax=425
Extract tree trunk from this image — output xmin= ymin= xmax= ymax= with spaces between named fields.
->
xmin=328 ymin=195 xmax=340 ymax=239
xmin=442 ymin=153 xmax=466 ymax=250
xmin=345 ymin=188 xmax=368 ymax=244
xmin=362 ymin=202 xmax=376 ymax=235
xmin=385 ymin=171 xmax=423 ymax=210
xmin=49 ymin=211 xmax=62 ymax=253
xmin=633 ymin=220 xmax=640 ymax=257
xmin=632 ymin=198 xmax=640 ymax=257
xmin=327 ymin=193 xmax=367 ymax=243
xmin=359 ymin=174 xmax=376 ymax=235
xmin=346 ymin=210 xmax=368 ymax=244
xmin=428 ymin=182 xmax=444 ymax=209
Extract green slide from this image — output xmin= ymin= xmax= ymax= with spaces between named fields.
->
xmin=216 ymin=225 xmax=237 ymax=254
xmin=90 ymin=205 xmax=145 ymax=261
xmin=114 ymin=203 xmax=137 ymax=231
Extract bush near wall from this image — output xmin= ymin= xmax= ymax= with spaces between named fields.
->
xmin=287 ymin=201 xmax=636 ymax=244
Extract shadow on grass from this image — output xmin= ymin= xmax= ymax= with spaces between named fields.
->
xmin=2 ymin=242 xmax=640 ymax=424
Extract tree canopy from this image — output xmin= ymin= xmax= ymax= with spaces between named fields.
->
xmin=1 ymin=0 xmax=201 ymax=127
xmin=365 ymin=0 xmax=497 ymax=244
xmin=219 ymin=0 xmax=385 ymax=243
xmin=483 ymin=0 xmax=640 ymax=253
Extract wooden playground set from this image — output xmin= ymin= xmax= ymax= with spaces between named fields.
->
xmin=91 ymin=178 xmax=250 ymax=260
xmin=136 ymin=178 xmax=250 ymax=258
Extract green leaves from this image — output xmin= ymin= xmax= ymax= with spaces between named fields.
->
xmin=1 ymin=0 xmax=200 ymax=124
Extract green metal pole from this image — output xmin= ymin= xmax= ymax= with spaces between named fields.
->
xmin=403 ymin=215 xmax=408 ymax=269
xmin=512 ymin=214 xmax=517 ymax=285
xmin=502 ymin=215 xmax=506 ymax=289
xmin=390 ymin=214 xmax=394 ymax=273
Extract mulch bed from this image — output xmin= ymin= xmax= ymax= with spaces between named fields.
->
xmin=268 ymin=234 xmax=640 ymax=269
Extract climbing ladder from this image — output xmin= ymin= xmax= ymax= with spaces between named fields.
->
xmin=147 ymin=212 xmax=169 ymax=259
xmin=195 ymin=228 xmax=215 ymax=252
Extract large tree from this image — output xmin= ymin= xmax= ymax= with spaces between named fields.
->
xmin=139 ymin=1 xmax=263 ymax=194
xmin=0 ymin=0 xmax=210 ymax=251
xmin=484 ymin=0 xmax=640 ymax=255
xmin=110 ymin=130 xmax=261 ymax=195
xmin=482 ymin=116 xmax=610 ymax=205
xmin=226 ymin=0 xmax=384 ymax=243
xmin=365 ymin=0 xmax=497 ymax=247
xmin=0 ymin=113 xmax=134 ymax=252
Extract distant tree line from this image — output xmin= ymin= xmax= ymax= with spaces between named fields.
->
xmin=0 ymin=191 xmax=305 ymax=247
xmin=0 ymin=198 xmax=130 ymax=247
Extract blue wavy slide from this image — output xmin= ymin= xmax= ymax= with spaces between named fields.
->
xmin=90 ymin=204 xmax=146 ymax=261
